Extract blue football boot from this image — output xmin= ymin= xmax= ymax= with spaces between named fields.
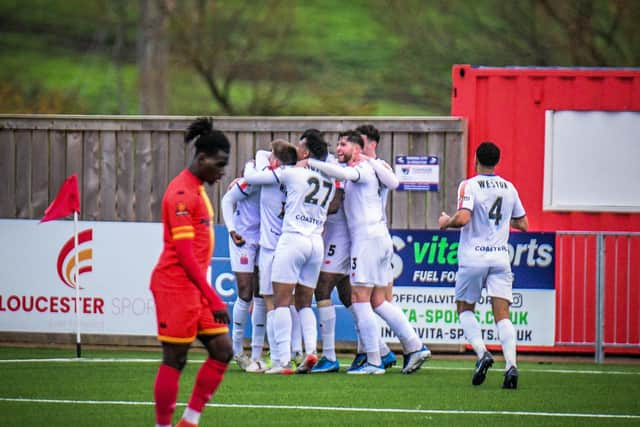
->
xmin=381 ymin=351 xmax=397 ymax=369
xmin=346 ymin=353 xmax=367 ymax=373
xmin=311 ymin=356 xmax=340 ymax=373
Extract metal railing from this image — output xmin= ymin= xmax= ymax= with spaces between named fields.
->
xmin=556 ymin=231 xmax=640 ymax=363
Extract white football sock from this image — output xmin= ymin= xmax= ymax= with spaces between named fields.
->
xmin=318 ymin=304 xmax=337 ymax=361
xmin=274 ymin=306 xmax=292 ymax=365
xmin=459 ymin=310 xmax=487 ymax=359
xmin=232 ymin=298 xmax=250 ymax=356
xmin=266 ymin=309 xmax=278 ymax=364
xmin=347 ymin=304 xmax=364 ymax=354
xmin=374 ymin=301 xmax=422 ymax=353
xmin=182 ymin=407 xmax=201 ymax=425
xmin=497 ymin=318 xmax=517 ymax=369
xmin=289 ymin=305 xmax=303 ymax=355
xmin=379 ymin=336 xmax=391 ymax=357
xmin=299 ymin=307 xmax=318 ymax=355
xmin=251 ymin=297 xmax=266 ymax=360
xmin=352 ymin=302 xmax=381 ymax=366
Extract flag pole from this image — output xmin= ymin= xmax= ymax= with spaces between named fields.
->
xmin=74 ymin=210 xmax=82 ymax=358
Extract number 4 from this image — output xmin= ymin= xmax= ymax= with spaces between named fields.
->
xmin=489 ymin=196 xmax=503 ymax=225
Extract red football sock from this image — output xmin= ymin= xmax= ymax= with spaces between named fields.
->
xmin=154 ymin=364 xmax=181 ymax=425
xmin=187 ymin=358 xmax=228 ymax=412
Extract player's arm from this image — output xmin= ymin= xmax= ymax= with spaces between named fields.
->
xmin=510 ymin=216 xmax=528 ymax=231
xmin=308 ymin=158 xmax=360 ymax=181
xmin=221 ymin=182 xmax=251 ymax=246
xmin=439 ymin=209 xmax=471 ymax=229
xmin=439 ymin=180 xmax=472 ymax=229
xmin=368 ymin=158 xmax=399 ymax=190
xmin=510 ymin=188 xmax=528 ymax=231
xmin=243 ymin=169 xmax=280 ymax=186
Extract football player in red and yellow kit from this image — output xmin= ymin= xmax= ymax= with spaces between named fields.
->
xmin=150 ymin=117 xmax=231 ymax=427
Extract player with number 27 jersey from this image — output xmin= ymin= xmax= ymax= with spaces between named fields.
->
xmin=456 ymin=174 xmax=525 ymax=267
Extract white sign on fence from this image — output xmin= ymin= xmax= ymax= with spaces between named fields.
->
xmin=0 ymin=219 xmax=162 ymax=335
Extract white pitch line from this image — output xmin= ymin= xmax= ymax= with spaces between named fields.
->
xmin=0 ymin=397 xmax=638 ymax=419
xmin=0 ymin=358 xmax=638 ymax=376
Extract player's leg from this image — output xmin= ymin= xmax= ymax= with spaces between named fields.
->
xmin=487 ymin=266 xmax=518 ymax=389
xmin=152 ymin=288 xmax=197 ymax=427
xmin=267 ymin=280 xmax=296 ymax=373
xmin=289 ymin=303 xmax=304 ymax=365
xmin=248 ymin=269 xmax=268 ymax=370
xmin=295 ymin=234 xmax=324 ymax=373
xmin=295 ymin=284 xmax=319 ymax=373
xmin=155 ymin=342 xmax=189 ymax=427
xmin=456 ymin=266 xmax=493 ymax=385
xmin=348 ymin=283 xmax=384 ymax=374
xmin=258 ymin=248 xmax=278 ymax=367
xmin=372 ymin=287 xmax=428 ymax=374
xmin=229 ymin=240 xmax=258 ymax=368
xmin=177 ymin=332 xmax=232 ymax=427
xmin=338 ymin=277 xmax=367 ymax=371
xmin=267 ymin=234 xmax=308 ymax=374
xmin=173 ymin=288 xmax=231 ymax=427
xmin=231 ymin=271 xmax=253 ymax=368
xmin=376 ymin=282 xmax=396 ymax=368
xmin=314 ymin=271 xmax=342 ymax=368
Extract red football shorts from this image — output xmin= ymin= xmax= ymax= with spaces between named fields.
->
xmin=152 ymin=286 xmax=228 ymax=344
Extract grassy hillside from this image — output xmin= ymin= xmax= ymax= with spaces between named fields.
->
xmin=0 ymin=0 xmax=435 ymax=116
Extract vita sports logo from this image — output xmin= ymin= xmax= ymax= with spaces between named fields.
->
xmin=57 ymin=229 xmax=94 ymax=289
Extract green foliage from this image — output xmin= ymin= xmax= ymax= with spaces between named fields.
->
xmin=1 ymin=0 xmax=638 ymax=116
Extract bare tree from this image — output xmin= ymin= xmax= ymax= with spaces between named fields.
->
xmin=372 ymin=0 xmax=640 ymax=114
xmin=138 ymin=0 xmax=169 ymax=114
xmin=163 ymin=0 xmax=301 ymax=115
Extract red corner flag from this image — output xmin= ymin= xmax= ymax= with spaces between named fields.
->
xmin=41 ymin=174 xmax=81 ymax=223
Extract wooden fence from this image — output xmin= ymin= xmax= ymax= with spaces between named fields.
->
xmin=0 ymin=115 xmax=467 ymax=229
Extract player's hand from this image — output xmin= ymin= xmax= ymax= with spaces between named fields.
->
xmin=213 ymin=309 xmax=230 ymax=324
xmin=296 ymin=159 xmax=309 ymax=168
xmin=230 ymin=230 xmax=246 ymax=247
xmin=438 ymin=212 xmax=450 ymax=230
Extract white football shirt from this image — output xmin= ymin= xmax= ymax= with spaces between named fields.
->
xmin=457 ymin=174 xmax=526 ymax=267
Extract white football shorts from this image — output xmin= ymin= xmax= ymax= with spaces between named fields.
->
xmin=454 ymin=265 xmax=514 ymax=304
xmin=349 ymin=234 xmax=393 ymax=287
xmin=321 ymin=228 xmax=351 ymax=275
xmin=271 ymin=232 xmax=323 ymax=288
xmin=228 ymin=238 xmax=259 ymax=273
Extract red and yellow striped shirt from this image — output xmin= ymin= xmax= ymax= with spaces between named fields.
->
xmin=151 ymin=169 xmax=215 ymax=291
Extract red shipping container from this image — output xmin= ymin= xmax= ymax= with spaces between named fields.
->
xmin=450 ymin=65 xmax=640 ymax=355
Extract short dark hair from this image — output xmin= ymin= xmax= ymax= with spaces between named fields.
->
xmin=356 ymin=124 xmax=380 ymax=143
xmin=345 ymin=131 xmax=364 ymax=149
xmin=476 ymin=141 xmax=500 ymax=167
xmin=303 ymin=132 xmax=328 ymax=160
xmin=300 ymin=128 xmax=323 ymax=141
xmin=185 ymin=117 xmax=230 ymax=156
xmin=271 ymin=139 xmax=298 ymax=165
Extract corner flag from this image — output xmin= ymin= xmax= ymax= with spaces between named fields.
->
xmin=41 ymin=174 xmax=81 ymax=222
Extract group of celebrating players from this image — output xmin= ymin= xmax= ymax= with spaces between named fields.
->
xmin=221 ymin=125 xmax=431 ymax=375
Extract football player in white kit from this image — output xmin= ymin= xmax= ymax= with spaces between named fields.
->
xmin=311 ymin=131 xmax=397 ymax=373
xmin=245 ymin=133 xmax=336 ymax=374
xmin=238 ymin=140 xmax=299 ymax=374
xmin=221 ymin=150 xmax=270 ymax=372
xmin=308 ymin=132 xmax=430 ymax=374
xmin=439 ymin=141 xmax=528 ymax=389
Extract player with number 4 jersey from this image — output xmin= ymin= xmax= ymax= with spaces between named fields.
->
xmin=439 ymin=141 xmax=528 ymax=390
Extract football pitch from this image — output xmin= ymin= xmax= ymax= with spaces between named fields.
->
xmin=1 ymin=347 xmax=639 ymax=426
